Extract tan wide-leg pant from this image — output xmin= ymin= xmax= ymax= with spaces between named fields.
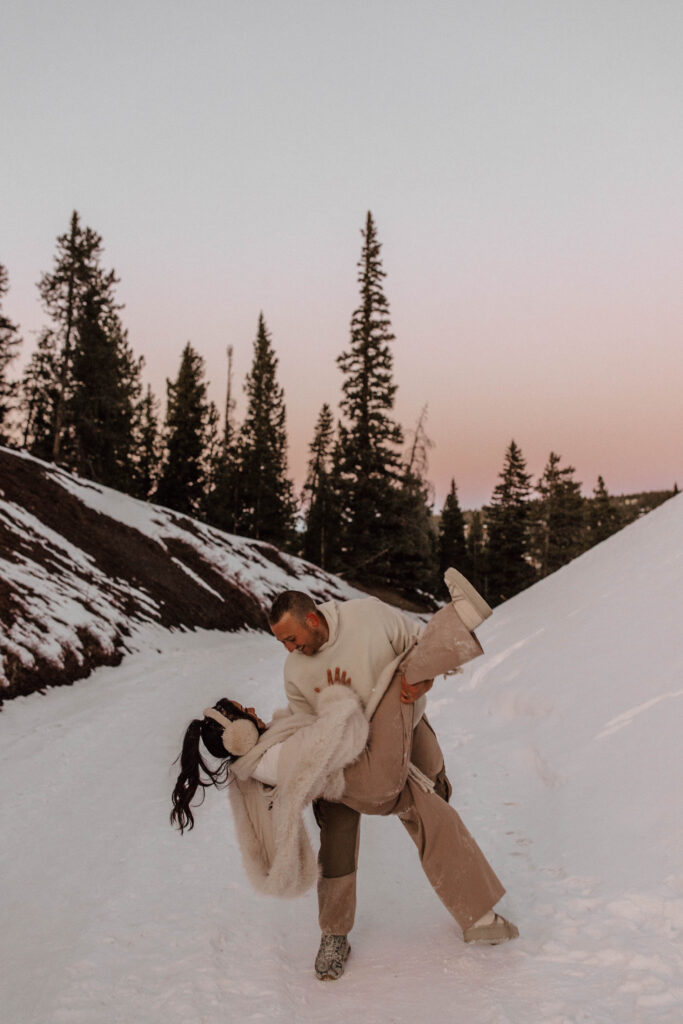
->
xmin=314 ymin=604 xmax=505 ymax=936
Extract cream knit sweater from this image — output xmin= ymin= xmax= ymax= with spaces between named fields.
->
xmin=283 ymin=597 xmax=425 ymax=722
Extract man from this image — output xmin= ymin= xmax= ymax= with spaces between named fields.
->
xmin=269 ymin=574 xmax=518 ymax=980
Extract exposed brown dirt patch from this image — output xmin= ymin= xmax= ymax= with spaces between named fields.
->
xmin=0 ymin=449 xmax=270 ymax=701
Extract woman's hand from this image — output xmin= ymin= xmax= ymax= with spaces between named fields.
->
xmin=400 ymin=675 xmax=434 ymax=704
xmin=327 ymin=667 xmax=352 ymax=687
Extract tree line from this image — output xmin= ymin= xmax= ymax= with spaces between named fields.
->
xmin=0 ymin=211 xmax=676 ymax=607
xmin=440 ymin=443 xmax=676 ymax=606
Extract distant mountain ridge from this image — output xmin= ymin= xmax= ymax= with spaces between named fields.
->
xmin=0 ymin=447 xmax=358 ymax=701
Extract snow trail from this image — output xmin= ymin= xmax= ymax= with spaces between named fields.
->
xmin=2 ymin=494 xmax=682 ymax=1022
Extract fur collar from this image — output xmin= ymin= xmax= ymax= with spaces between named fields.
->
xmin=228 ymin=684 xmax=369 ymax=897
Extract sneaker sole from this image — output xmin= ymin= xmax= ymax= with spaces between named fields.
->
xmin=464 ymin=933 xmax=517 ymax=945
xmin=463 ymin=917 xmax=519 ymax=945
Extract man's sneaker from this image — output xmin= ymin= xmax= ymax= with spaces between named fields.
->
xmin=314 ymin=933 xmax=351 ymax=980
xmin=444 ymin=567 xmax=492 ymax=632
xmin=463 ymin=913 xmax=519 ymax=945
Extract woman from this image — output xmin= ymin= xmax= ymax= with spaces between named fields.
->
xmin=171 ymin=681 xmax=371 ymax=896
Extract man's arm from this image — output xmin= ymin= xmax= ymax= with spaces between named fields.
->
xmin=374 ymin=599 xmax=423 ymax=658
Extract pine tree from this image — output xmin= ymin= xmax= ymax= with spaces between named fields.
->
xmin=129 ymin=384 xmax=162 ymax=499
xmin=202 ymin=347 xmax=241 ymax=533
xmin=336 ymin=211 xmax=404 ymax=583
xmin=485 ymin=440 xmax=534 ymax=604
xmin=466 ymin=509 xmax=486 ymax=596
xmin=201 ymin=401 xmax=224 ymax=519
xmin=438 ymin=479 xmax=472 ymax=590
xmin=66 ymin=285 xmax=142 ymax=488
xmin=22 ymin=211 xmax=143 ymax=484
xmin=234 ymin=314 xmax=296 ymax=547
xmin=532 ymin=452 xmax=585 ymax=577
xmin=586 ymin=475 xmax=622 ymax=546
xmin=389 ymin=406 xmax=438 ymax=594
xmin=301 ymin=403 xmax=338 ymax=568
xmin=36 ymin=211 xmax=120 ymax=462
xmin=0 ymin=265 xmax=22 ymax=442
xmin=202 ymin=438 xmax=241 ymax=533
xmin=21 ymin=332 xmax=59 ymax=457
xmin=392 ymin=471 xmax=438 ymax=596
xmin=155 ymin=343 xmax=211 ymax=516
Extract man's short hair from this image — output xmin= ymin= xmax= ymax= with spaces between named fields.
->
xmin=269 ymin=590 xmax=317 ymax=625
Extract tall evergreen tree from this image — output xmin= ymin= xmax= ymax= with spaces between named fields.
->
xmin=36 ymin=211 xmax=120 ymax=462
xmin=202 ymin=437 xmax=241 ymax=533
xmin=466 ymin=509 xmax=486 ymax=596
xmin=301 ymin=402 xmax=338 ymax=568
xmin=532 ymin=452 xmax=585 ymax=577
xmin=389 ymin=407 xmax=438 ymax=594
xmin=438 ymin=479 xmax=472 ymax=589
xmin=129 ymin=384 xmax=162 ymax=499
xmin=201 ymin=401 xmax=226 ymax=521
xmin=21 ymin=211 xmax=142 ymax=484
xmin=485 ymin=440 xmax=534 ymax=604
xmin=234 ymin=314 xmax=296 ymax=547
xmin=66 ymin=285 xmax=142 ymax=488
xmin=336 ymin=211 xmax=404 ymax=583
xmin=155 ymin=343 xmax=211 ymax=516
xmin=202 ymin=347 xmax=240 ymax=533
xmin=0 ymin=265 xmax=22 ymax=442
xmin=21 ymin=332 xmax=59 ymax=457
xmin=586 ymin=475 xmax=622 ymax=546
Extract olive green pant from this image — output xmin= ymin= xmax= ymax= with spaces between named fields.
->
xmin=314 ymin=610 xmax=505 ymax=935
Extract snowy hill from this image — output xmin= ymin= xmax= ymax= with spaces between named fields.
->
xmin=0 ymin=446 xmax=359 ymax=699
xmin=0 ymin=476 xmax=681 ymax=1022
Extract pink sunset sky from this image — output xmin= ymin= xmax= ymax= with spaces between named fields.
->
xmin=3 ymin=1 xmax=681 ymax=509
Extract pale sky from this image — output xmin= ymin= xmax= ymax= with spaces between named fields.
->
xmin=3 ymin=0 xmax=682 ymax=508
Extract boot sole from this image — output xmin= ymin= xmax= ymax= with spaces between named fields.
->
xmin=315 ymin=943 xmax=351 ymax=980
xmin=444 ymin=567 xmax=492 ymax=631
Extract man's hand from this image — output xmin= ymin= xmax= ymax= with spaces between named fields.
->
xmin=400 ymin=675 xmax=434 ymax=704
xmin=327 ymin=667 xmax=352 ymax=687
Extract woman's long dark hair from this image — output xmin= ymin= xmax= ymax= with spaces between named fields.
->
xmin=170 ymin=701 xmax=266 ymax=834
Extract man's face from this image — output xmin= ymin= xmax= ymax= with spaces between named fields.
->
xmin=271 ymin=611 xmax=326 ymax=656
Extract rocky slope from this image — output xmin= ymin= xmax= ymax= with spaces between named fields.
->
xmin=0 ymin=447 xmax=357 ymax=700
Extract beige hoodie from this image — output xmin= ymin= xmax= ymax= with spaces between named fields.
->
xmin=283 ymin=597 xmax=424 ymax=722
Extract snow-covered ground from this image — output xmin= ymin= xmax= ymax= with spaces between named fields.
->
xmin=1 ymin=494 xmax=682 ymax=1023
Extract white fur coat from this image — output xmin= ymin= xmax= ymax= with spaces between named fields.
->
xmin=227 ymin=684 xmax=369 ymax=898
